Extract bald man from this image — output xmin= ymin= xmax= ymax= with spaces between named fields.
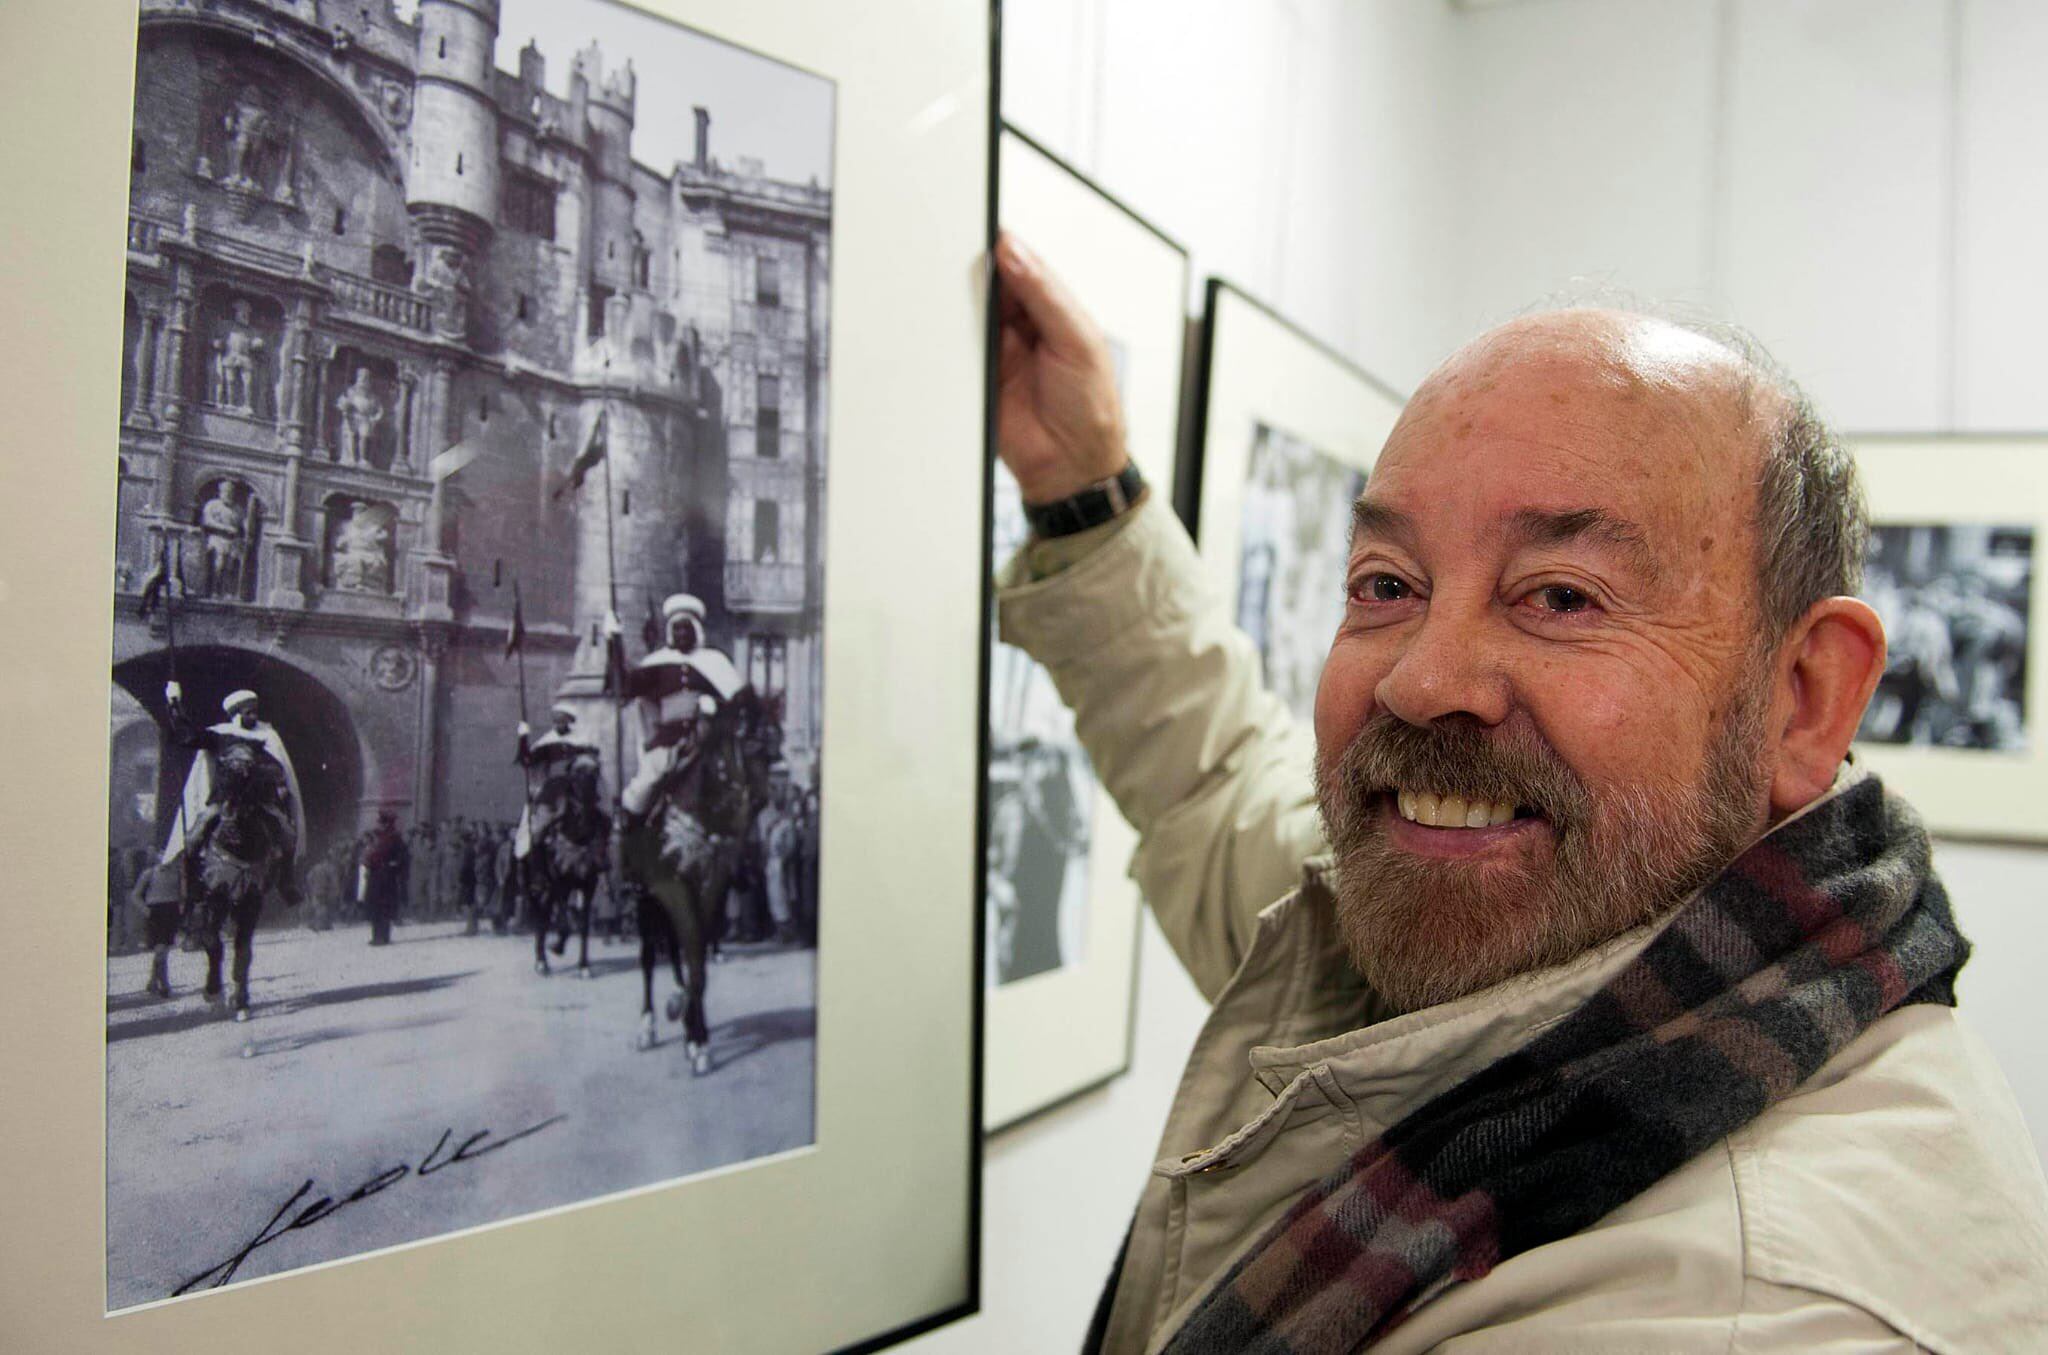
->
xmin=990 ymin=233 xmax=2048 ymax=1353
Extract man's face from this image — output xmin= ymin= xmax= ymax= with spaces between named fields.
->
xmin=1312 ymin=312 xmax=1781 ymax=1011
xmin=235 ymin=706 xmax=257 ymax=729
xmin=553 ymin=714 xmax=573 ymax=735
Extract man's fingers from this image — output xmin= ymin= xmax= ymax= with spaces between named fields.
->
xmin=997 ymin=325 xmax=1032 ymax=386
xmin=994 ymin=230 xmax=1097 ymax=358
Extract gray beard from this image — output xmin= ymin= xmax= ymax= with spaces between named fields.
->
xmin=1315 ymin=679 xmax=1771 ymax=1013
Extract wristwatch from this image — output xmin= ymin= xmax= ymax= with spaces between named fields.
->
xmin=1022 ymin=462 xmax=1146 ymax=539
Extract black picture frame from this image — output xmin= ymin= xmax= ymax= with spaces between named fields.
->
xmin=983 ymin=119 xmax=1191 ymax=1135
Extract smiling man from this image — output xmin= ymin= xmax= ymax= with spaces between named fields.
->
xmin=991 ymin=234 xmax=2048 ymax=1354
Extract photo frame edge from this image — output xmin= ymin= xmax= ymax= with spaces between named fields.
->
xmin=982 ymin=120 xmax=1190 ymax=1131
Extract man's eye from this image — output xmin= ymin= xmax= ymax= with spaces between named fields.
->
xmin=1353 ymin=574 xmax=1411 ymax=603
xmin=1533 ymin=584 xmax=1593 ymax=614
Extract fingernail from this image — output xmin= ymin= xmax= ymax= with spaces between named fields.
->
xmin=1001 ymin=233 xmax=1035 ymax=275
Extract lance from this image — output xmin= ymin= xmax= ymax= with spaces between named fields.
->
xmin=160 ymin=534 xmax=195 ymax=916
xmin=596 ymin=357 xmax=624 ymax=971
xmin=510 ymin=576 xmax=539 ymax=820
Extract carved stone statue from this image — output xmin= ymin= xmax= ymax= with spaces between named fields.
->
xmin=198 ymin=481 xmax=249 ymax=598
xmin=210 ymin=301 xmax=266 ymax=412
xmin=421 ymin=246 xmax=474 ymax=341
xmin=422 ymin=246 xmax=471 ymax=297
xmin=334 ymin=367 xmax=385 ymax=466
xmin=222 ymin=94 xmax=272 ymax=189
xmin=332 ymin=502 xmax=393 ymax=594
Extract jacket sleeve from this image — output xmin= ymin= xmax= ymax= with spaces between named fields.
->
xmin=997 ymin=495 xmax=1324 ymax=1002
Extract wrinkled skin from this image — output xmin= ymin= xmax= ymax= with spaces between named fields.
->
xmin=1312 ymin=311 xmax=1882 ymax=1011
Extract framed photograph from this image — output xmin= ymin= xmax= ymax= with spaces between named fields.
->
xmin=1185 ymin=280 xmax=1406 ymax=719
xmin=0 ymin=0 xmax=994 ymax=1350
xmin=1849 ymin=437 xmax=2047 ymax=843
xmin=984 ymin=126 xmax=1189 ymax=1132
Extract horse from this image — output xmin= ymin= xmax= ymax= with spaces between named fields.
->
xmin=528 ymin=752 xmax=611 ymax=977
xmin=622 ymin=687 xmax=783 ymax=1073
xmin=185 ymin=739 xmax=297 ymax=1018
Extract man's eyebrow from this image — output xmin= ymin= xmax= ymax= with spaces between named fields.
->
xmin=1506 ymin=506 xmax=1660 ymax=577
xmin=1349 ymin=499 xmax=1411 ymax=544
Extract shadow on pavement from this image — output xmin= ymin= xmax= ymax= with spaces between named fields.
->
xmin=708 ymin=1006 xmax=817 ymax=1072
xmin=246 ymin=1012 xmax=458 ymax=1059
xmin=538 ymin=953 xmax=643 ymax=980
xmin=109 ymin=971 xmax=478 ymax=1043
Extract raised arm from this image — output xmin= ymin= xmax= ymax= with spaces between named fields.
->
xmin=162 ymin=681 xmax=218 ymax=751
xmin=990 ymin=234 xmax=1324 ymax=1001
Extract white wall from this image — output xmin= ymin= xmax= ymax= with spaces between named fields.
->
xmin=916 ymin=2 xmax=2048 ymax=1348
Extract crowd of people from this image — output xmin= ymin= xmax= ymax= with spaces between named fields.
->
xmin=106 ymin=786 xmax=823 ymax=956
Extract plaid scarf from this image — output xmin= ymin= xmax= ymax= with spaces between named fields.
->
xmin=1155 ymin=773 xmax=1967 ymax=1354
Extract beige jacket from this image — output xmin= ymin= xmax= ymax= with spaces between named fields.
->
xmin=998 ymin=496 xmax=2048 ymax=1354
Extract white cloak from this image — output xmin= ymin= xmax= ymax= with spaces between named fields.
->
xmin=160 ymin=720 xmax=306 ymax=867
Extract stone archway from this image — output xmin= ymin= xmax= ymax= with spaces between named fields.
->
xmin=111 ymin=645 xmax=366 ymax=870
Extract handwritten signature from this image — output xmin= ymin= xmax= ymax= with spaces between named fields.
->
xmin=174 ymin=1114 xmax=568 ymax=1297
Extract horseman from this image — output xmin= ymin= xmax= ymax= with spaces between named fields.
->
xmin=516 ymin=701 xmax=607 ymax=973
xmin=160 ymin=685 xmax=304 ymax=1013
xmin=612 ymin=593 xmax=758 ymax=1068
xmin=616 ymin=593 xmax=743 ymax=826
xmin=160 ymin=687 xmax=304 ymax=879
xmin=513 ymin=702 xmax=598 ymax=859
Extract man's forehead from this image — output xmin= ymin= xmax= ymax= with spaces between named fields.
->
xmin=1368 ymin=312 xmax=1765 ymax=539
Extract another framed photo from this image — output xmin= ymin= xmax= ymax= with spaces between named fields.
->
xmin=1185 ymin=280 xmax=1406 ymax=720
xmin=1849 ymin=437 xmax=2047 ymax=843
xmin=983 ymin=127 xmax=1189 ymax=1131
xmin=0 ymin=0 xmax=994 ymax=1350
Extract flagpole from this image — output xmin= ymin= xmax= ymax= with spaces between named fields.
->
xmin=511 ymin=577 xmax=537 ymax=812
xmin=164 ymin=534 xmax=194 ymax=913
xmin=595 ymin=357 xmax=623 ymax=973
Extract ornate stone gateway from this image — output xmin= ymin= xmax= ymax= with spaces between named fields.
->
xmin=104 ymin=0 xmax=833 ymax=1313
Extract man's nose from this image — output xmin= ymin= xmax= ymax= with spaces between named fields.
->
xmin=1372 ymin=595 xmax=1511 ymax=727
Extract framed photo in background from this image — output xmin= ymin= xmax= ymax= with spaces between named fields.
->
xmin=984 ymin=126 xmax=1189 ymax=1131
xmin=0 ymin=0 xmax=994 ymax=1350
xmin=1849 ymin=437 xmax=2046 ymax=843
xmin=1185 ymin=280 xmax=1405 ymax=722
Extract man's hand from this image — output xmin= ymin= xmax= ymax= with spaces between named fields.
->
xmin=603 ymin=610 xmax=624 ymax=640
xmin=517 ymin=721 xmax=531 ymax=738
xmin=993 ymin=230 xmax=1129 ymax=504
xmin=164 ymin=681 xmax=182 ymax=706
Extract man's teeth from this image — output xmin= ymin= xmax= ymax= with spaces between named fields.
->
xmin=1394 ymin=790 xmax=1517 ymax=829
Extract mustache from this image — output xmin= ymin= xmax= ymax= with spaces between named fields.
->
xmin=1320 ymin=713 xmax=1591 ymax=828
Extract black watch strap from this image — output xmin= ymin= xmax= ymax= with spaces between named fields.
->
xmin=1023 ymin=462 xmax=1146 ymax=539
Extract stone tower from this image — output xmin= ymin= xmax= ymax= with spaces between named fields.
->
xmin=571 ymin=42 xmax=639 ymax=308
xmin=407 ymin=0 xmax=503 ymax=340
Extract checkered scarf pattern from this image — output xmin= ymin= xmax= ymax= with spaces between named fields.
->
xmin=1158 ymin=775 xmax=1967 ymax=1354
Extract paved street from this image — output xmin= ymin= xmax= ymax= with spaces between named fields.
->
xmin=105 ymin=920 xmax=816 ymax=1311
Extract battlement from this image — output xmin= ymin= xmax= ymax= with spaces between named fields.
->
xmin=571 ymin=41 xmax=637 ymax=120
xmin=416 ymin=0 xmax=501 ymax=24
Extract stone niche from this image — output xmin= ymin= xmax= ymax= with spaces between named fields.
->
xmin=325 ymin=348 xmax=403 ymax=470
xmin=190 ymin=472 xmax=266 ymax=603
xmin=193 ymin=285 xmax=286 ymax=419
xmin=322 ymin=493 xmax=399 ymax=597
xmin=193 ymin=80 xmax=300 ymax=213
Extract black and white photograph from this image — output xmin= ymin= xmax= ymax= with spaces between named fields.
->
xmin=106 ymin=0 xmax=830 ymax=1309
xmin=1235 ymin=420 xmax=1369 ymax=721
xmin=1859 ymin=523 xmax=2033 ymax=753
xmin=986 ymin=471 xmax=1095 ymax=988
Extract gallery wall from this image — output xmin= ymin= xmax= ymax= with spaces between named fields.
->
xmin=918 ymin=1 xmax=2046 ymax=1350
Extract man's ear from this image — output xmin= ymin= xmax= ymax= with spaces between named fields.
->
xmin=1768 ymin=596 xmax=1886 ymax=816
